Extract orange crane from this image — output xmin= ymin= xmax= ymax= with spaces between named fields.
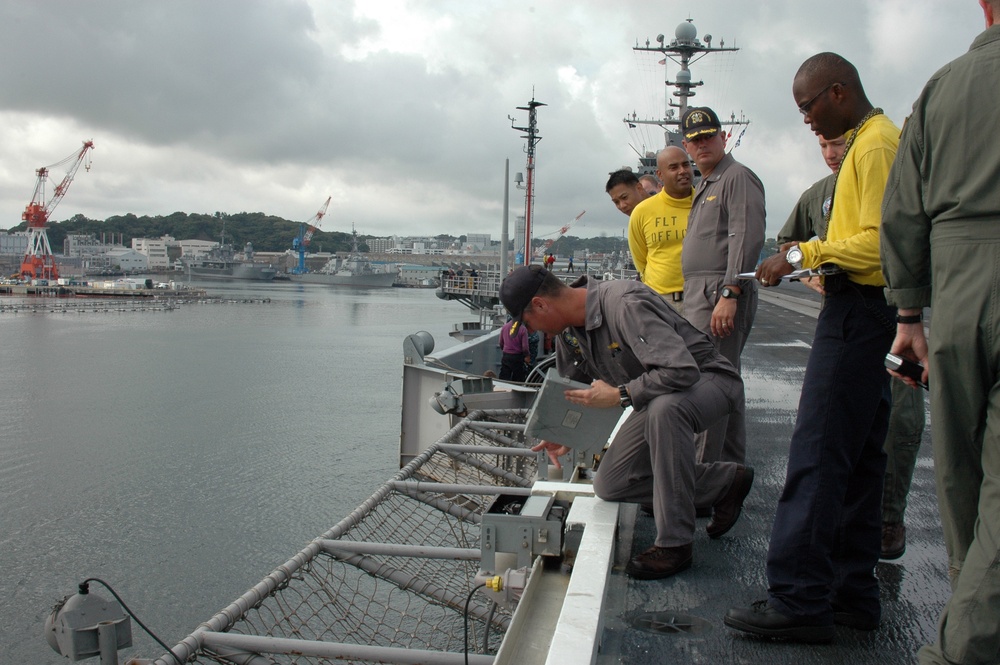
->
xmin=21 ymin=140 xmax=95 ymax=281
xmin=537 ymin=210 xmax=585 ymax=256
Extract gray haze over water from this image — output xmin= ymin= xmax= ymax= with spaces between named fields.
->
xmin=0 ymin=280 xmax=466 ymax=663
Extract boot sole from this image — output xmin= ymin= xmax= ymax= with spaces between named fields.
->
xmin=723 ymin=615 xmax=834 ymax=643
xmin=879 ymin=546 xmax=905 ymax=560
xmin=833 ymin=612 xmax=879 ymax=631
xmin=625 ymin=556 xmax=692 ymax=580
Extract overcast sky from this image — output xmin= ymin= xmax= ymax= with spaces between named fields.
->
xmin=0 ymin=0 xmax=986 ymax=245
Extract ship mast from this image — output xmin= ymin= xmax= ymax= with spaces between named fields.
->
xmin=509 ymin=96 xmax=545 ymax=266
xmin=624 ymin=19 xmax=749 ymax=173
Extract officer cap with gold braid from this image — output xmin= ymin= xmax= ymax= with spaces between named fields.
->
xmin=681 ymin=106 xmax=722 ymax=140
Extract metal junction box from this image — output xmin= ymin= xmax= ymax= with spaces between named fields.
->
xmin=480 ymin=494 xmax=566 ymax=571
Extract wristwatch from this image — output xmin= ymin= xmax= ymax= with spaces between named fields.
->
xmin=720 ymin=286 xmax=738 ymax=299
xmin=618 ymin=385 xmax=632 ymax=409
xmin=786 ymin=246 xmax=804 ymax=269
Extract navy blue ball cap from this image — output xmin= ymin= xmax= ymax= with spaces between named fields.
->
xmin=500 ymin=265 xmax=549 ymax=321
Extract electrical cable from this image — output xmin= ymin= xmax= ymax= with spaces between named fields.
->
xmin=481 ymin=599 xmax=498 ymax=654
xmin=464 ymin=582 xmax=487 ymax=665
xmin=80 ymin=578 xmax=184 ymax=665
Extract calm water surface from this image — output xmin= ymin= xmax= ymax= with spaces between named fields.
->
xmin=0 ymin=280 xmax=469 ymax=663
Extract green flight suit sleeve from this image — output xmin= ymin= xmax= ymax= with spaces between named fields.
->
xmin=881 ymin=105 xmax=934 ymax=309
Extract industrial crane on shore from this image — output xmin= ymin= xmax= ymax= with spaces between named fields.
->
xmin=536 ymin=210 xmax=585 ymax=257
xmin=20 ymin=140 xmax=95 ymax=281
xmin=290 ymin=196 xmax=331 ymax=274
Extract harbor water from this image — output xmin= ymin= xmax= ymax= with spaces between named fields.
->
xmin=0 ymin=280 xmax=468 ymax=663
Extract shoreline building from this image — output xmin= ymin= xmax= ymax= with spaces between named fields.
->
xmin=132 ymin=236 xmax=175 ymax=270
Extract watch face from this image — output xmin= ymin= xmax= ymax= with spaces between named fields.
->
xmin=787 ymin=247 xmax=803 ymax=264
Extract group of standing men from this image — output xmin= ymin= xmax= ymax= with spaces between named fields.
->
xmin=501 ymin=2 xmax=1000 ymax=661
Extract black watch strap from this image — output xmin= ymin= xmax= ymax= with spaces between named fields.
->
xmin=896 ymin=313 xmax=922 ymax=324
xmin=618 ymin=385 xmax=632 ymax=409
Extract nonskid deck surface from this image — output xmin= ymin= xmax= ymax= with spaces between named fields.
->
xmin=597 ymin=288 xmax=947 ymax=664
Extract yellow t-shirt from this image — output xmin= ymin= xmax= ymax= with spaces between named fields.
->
xmin=628 ymin=189 xmax=692 ymax=294
xmin=799 ymin=113 xmax=900 ymax=286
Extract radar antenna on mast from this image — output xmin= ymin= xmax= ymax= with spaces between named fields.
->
xmin=624 ymin=18 xmax=749 ymax=173
xmin=509 ymin=96 xmax=545 ymax=267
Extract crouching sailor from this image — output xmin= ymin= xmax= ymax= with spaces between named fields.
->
xmin=499 ymin=265 xmax=754 ymax=579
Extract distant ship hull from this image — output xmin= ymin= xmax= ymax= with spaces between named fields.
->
xmin=183 ymin=263 xmax=277 ymax=281
xmin=288 ymin=270 xmax=396 ymax=288
xmin=288 ymin=251 xmax=397 ymax=288
xmin=181 ymin=237 xmax=277 ymax=281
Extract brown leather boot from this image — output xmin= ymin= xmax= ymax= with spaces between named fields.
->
xmin=880 ymin=522 xmax=906 ymax=560
xmin=625 ymin=543 xmax=693 ymax=580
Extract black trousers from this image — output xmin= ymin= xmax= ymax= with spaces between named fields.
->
xmin=499 ymin=352 xmax=527 ymax=382
xmin=766 ymin=283 xmax=894 ymax=621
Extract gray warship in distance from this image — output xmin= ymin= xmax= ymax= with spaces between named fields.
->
xmin=180 ymin=237 xmax=277 ymax=281
xmin=288 ymin=228 xmax=397 ymax=288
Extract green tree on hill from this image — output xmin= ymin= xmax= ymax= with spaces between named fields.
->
xmin=11 ymin=212 xmax=357 ymax=253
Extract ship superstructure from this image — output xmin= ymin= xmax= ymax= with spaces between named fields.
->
xmin=624 ymin=19 xmax=750 ymax=175
xmin=180 ymin=226 xmax=277 ymax=281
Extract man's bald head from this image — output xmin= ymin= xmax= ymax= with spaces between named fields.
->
xmin=794 ymin=52 xmax=861 ymax=91
xmin=656 ymin=146 xmax=694 ymax=199
xmin=793 ymin=52 xmax=872 ymax=139
xmin=657 ymin=146 xmax=688 ymax=166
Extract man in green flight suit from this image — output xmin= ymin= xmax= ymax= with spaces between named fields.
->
xmin=881 ymin=1 xmax=1000 ymax=662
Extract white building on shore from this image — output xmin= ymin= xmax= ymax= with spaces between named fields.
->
xmin=105 ymin=248 xmax=148 ymax=272
xmin=132 ymin=236 xmax=174 ymax=270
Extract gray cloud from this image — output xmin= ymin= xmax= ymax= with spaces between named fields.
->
xmin=0 ymin=0 xmax=988 ymax=241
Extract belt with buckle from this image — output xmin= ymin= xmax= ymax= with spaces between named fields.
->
xmin=667 ymin=291 xmax=684 ymax=302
